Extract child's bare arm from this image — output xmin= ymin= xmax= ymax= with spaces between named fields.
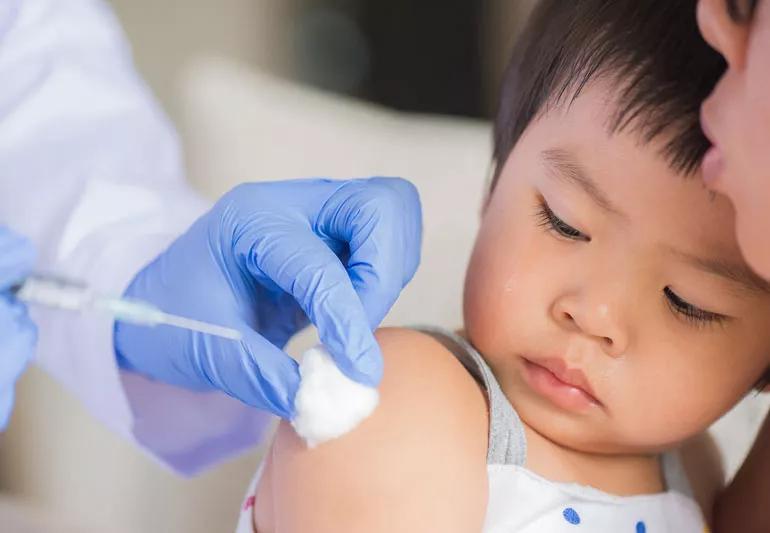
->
xmin=254 ymin=328 xmax=489 ymax=533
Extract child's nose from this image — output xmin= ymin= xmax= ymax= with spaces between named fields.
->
xmin=552 ymin=295 xmax=628 ymax=357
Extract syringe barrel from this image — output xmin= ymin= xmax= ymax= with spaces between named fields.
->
xmin=13 ymin=274 xmax=94 ymax=311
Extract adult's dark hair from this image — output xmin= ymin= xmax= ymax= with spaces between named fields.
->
xmin=491 ymin=0 xmax=726 ymax=187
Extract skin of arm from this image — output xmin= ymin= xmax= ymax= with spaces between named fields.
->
xmin=253 ymin=328 xmax=490 ymax=533
xmin=712 ymin=411 xmax=770 ymax=533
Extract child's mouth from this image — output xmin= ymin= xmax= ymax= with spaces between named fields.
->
xmin=520 ymin=356 xmax=603 ymax=413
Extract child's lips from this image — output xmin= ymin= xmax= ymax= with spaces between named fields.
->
xmin=520 ymin=356 xmax=603 ymax=413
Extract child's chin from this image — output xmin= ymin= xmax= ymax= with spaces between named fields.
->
xmin=513 ymin=393 xmax=615 ymax=451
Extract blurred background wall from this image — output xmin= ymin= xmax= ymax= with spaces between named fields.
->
xmin=2 ymin=1 xmax=766 ymax=532
xmin=107 ymin=0 xmax=538 ymax=123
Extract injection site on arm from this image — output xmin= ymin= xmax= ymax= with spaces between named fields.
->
xmin=255 ymin=328 xmax=489 ymax=533
xmin=291 ymin=346 xmax=379 ymax=447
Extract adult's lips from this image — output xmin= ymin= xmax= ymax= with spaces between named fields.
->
xmin=702 ymin=145 xmax=725 ymax=186
xmin=700 ymin=107 xmax=725 ymax=187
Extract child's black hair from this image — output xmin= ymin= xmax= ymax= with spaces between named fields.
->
xmin=492 ymin=0 xmax=725 ymax=186
xmin=493 ymin=0 xmax=770 ymax=390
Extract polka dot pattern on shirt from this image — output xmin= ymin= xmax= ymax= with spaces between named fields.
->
xmin=562 ymin=507 xmax=581 ymax=525
xmin=560 ymin=507 xmax=654 ymax=531
xmin=559 ymin=506 xmax=710 ymax=530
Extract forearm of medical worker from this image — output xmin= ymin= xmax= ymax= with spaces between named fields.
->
xmin=712 ymin=412 xmax=770 ymax=533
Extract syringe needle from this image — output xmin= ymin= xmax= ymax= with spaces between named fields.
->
xmin=98 ymin=296 xmax=243 ymax=341
xmin=155 ymin=312 xmax=243 ymax=341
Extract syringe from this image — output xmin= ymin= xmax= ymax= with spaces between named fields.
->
xmin=12 ymin=274 xmax=242 ymax=341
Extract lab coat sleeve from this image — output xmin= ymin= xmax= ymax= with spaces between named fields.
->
xmin=0 ymin=0 xmax=273 ymax=475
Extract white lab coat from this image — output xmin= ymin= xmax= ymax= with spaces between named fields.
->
xmin=0 ymin=0 xmax=272 ymax=474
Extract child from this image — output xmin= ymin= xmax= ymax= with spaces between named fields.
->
xmin=239 ymin=0 xmax=770 ymax=531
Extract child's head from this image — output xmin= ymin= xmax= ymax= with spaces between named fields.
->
xmin=464 ymin=0 xmax=770 ymax=456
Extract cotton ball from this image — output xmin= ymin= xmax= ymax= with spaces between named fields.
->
xmin=291 ymin=345 xmax=379 ymax=448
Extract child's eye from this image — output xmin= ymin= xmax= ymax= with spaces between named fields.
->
xmin=663 ymin=286 xmax=727 ymax=327
xmin=535 ymin=200 xmax=590 ymax=242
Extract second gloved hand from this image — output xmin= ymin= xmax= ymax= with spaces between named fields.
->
xmin=0 ymin=227 xmax=37 ymax=430
xmin=114 ymin=178 xmax=422 ymax=419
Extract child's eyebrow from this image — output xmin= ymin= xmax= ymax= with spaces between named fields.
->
xmin=540 ymin=148 xmax=770 ymax=296
xmin=664 ymin=246 xmax=770 ymax=296
xmin=540 ymin=148 xmax=626 ymax=219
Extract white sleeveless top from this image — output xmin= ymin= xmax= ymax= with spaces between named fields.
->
xmin=235 ymin=328 xmax=710 ymax=532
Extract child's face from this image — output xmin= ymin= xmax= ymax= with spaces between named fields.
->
xmin=464 ymin=81 xmax=770 ymax=455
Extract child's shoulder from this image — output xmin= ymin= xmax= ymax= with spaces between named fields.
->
xmin=355 ymin=327 xmax=490 ymax=450
xmin=255 ymin=327 xmax=489 ymax=533
xmin=374 ymin=326 xmax=486 ymax=401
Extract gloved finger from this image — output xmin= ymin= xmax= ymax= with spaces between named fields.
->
xmin=0 ymin=229 xmax=35 ymax=289
xmin=318 ymin=177 xmax=422 ymax=327
xmin=0 ymin=298 xmax=37 ymax=377
xmin=196 ymin=323 xmax=301 ymax=419
xmin=0 ymin=293 xmax=35 ymax=329
xmin=0 ymin=293 xmax=35 ymax=327
xmin=0 ymin=388 xmax=15 ymax=430
xmin=253 ymin=289 xmax=310 ymax=350
xmin=0 ymin=293 xmax=25 ymax=318
xmin=236 ymin=224 xmax=383 ymax=387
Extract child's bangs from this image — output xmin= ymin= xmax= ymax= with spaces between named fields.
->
xmin=492 ymin=0 xmax=726 ymax=188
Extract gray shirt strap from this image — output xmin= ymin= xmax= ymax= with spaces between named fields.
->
xmin=414 ymin=326 xmax=527 ymax=466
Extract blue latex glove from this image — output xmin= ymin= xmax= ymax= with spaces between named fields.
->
xmin=0 ymin=227 xmax=37 ymax=430
xmin=115 ymin=178 xmax=422 ymax=418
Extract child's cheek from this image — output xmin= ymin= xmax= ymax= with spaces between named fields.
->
xmin=464 ymin=231 xmax=508 ymax=352
xmin=464 ymin=223 xmax=545 ymax=356
xmin=608 ymin=359 xmax=729 ymax=450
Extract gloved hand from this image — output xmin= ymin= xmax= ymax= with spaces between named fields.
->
xmin=115 ymin=178 xmax=422 ymax=418
xmin=0 ymin=227 xmax=37 ymax=430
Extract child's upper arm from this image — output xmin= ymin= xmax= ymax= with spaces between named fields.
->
xmin=255 ymin=328 xmax=490 ymax=533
